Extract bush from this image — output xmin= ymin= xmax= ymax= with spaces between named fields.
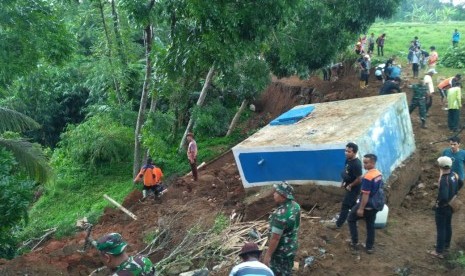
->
xmin=52 ymin=114 xmax=134 ymax=170
xmin=0 ymin=148 xmax=34 ymax=259
xmin=192 ymin=100 xmax=232 ymax=138
xmin=440 ymin=46 xmax=465 ymax=68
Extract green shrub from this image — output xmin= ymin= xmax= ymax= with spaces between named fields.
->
xmin=192 ymin=100 xmax=232 ymax=138
xmin=441 ymin=46 xmax=465 ymax=68
xmin=53 ymin=114 xmax=134 ymax=169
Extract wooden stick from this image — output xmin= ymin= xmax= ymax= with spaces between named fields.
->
xmin=103 ymin=194 xmax=137 ymax=220
xmin=308 ymin=203 xmax=318 ymax=215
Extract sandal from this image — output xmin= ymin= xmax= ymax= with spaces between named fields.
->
xmin=427 ymin=250 xmax=444 ymax=259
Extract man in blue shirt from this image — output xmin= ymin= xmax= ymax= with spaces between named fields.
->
xmin=442 ymin=136 xmax=465 ymax=180
xmin=230 ymin=242 xmax=274 ymax=276
xmin=452 ymin=29 xmax=460 ymax=47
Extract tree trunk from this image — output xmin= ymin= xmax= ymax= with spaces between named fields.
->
xmin=226 ymin=99 xmax=248 ymax=136
xmin=178 ymin=65 xmax=215 ymax=152
xmin=111 ymin=0 xmax=127 ymax=66
xmin=97 ymin=0 xmax=122 ymax=104
xmin=143 ymin=90 xmax=158 ymax=162
xmin=133 ymin=24 xmax=153 ymax=176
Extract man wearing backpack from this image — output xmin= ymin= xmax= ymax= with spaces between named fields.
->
xmin=134 ymin=158 xmax=164 ymax=201
xmin=348 ymin=154 xmax=383 ymax=254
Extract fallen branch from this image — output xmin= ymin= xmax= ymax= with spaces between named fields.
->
xmin=103 ymin=194 xmax=137 ymax=220
xmin=19 ymin=227 xmax=57 ymax=252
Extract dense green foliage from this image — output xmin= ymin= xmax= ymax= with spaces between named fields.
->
xmin=0 ymin=148 xmax=35 ymax=258
xmin=441 ymin=46 xmax=465 ymax=68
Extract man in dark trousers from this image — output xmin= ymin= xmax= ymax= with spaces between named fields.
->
xmin=409 ymin=80 xmax=428 ymax=129
xmin=133 ymin=158 xmax=164 ymax=201
xmin=324 ymin=142 xmax=362 ymax=230
xmin=186 ymin=132 xmax=198 ymax=181
xmin=428 ymin=157 xmax=463 ymax=259
xmin=348 ymin=154 xmax=383 ymax=254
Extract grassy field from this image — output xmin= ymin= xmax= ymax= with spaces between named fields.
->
xmin=368 ymin=21 xmax=465 ymax=78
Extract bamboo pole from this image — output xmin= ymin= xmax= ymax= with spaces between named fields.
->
xmin=103 ymin=194 xmax=137 ymax=220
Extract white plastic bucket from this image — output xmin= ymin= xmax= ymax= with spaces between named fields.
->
xmin=374 ymin=204 xmax=389 ymax=229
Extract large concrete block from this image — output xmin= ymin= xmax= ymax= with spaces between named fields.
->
xmin=232 ymin=93 xmax=415 ymax=189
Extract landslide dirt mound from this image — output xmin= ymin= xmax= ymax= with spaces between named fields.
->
xmin=2 ymin=65 xmax=465 ymax=276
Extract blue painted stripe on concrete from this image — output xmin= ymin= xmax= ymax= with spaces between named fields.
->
xmin=270 ymin=106 xmax=315 ymax=125
xmin=238 ymin=149 xmax=345 ymax=183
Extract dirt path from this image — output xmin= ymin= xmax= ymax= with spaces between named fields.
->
xmin=1 ymin=67 xmax=465 ymax=275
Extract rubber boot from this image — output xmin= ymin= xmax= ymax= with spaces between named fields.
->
xmin=421 ymin=119 xmax=427 ymax=129
xmin=141 ymin=190 xmax=147 ymax=201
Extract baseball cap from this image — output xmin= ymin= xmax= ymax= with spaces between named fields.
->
xmin=426 ymin=68 xmax=437 ymax=75
xmin=437 ymin=156 xmax=452 ymax=168
xmin=274 ymin=181 xmax=295 ymax=200
xmin=96 ymin=233 xmax=128 ymax=255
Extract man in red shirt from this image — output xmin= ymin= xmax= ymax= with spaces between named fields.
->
xmin=186 ymin=132 xmax=198 ymax=181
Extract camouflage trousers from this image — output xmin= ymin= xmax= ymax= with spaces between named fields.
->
xmin=270 ymin=254 xmax=295 ymax=276
xmin=409 ymin=98 xmax=426 ymax=121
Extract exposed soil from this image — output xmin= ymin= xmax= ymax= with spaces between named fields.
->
xmin=1 ymin=64 xmax=465 ymax=276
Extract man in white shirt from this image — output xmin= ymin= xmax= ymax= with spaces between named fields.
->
xmin=424 ymin=68 xmax=437 ymax=115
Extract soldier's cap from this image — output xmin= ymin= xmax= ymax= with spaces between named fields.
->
xmin=96 ymin=233 xmax=128 ymax=255
xmin=238 ymin=242 xmax=261 ymax=257
xmin=437 ymin=156 xmax=452 ymax=168
xmin=273 ymin=181 xmax=294 ymax=200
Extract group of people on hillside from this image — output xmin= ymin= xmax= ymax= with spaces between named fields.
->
xmin=407 ymin=36 xmax=438 ymax=79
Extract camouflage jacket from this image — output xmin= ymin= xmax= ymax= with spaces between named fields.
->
xmin=268 ymin=199 xmax=301 ymax=257
xmin=112 ymin=255 xmax=156 ymax=276
xmin=412 ymin=84 xmax=428 ymax=99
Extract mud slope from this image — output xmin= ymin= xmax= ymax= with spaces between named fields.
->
xmin=1 ymin=66 xmax=464 ymax=276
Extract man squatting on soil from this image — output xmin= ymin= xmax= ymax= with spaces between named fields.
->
xmin=325 ymin=142 xmax=362 ymax=230
xmin=263 ymin=181 xmax=301 ymax=276
xmin=348 ymin=154 xmax=382 ymax=254
xmin=96 ymin=233 xmax=156 ymax=275
xmin=133 ymin=158 xmax=164 ymax=201
xmin=186 ymin=132 xmax=198 ymax=181
xmin=428 ymin=157 xmax=463 ymax=259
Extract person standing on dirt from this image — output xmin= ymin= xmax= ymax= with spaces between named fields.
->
xmin=428 ymin=46 xmax=439 ymax=69
xmin=442 ymin=136 xmax=465 ymax=181
xmin=347 ymin=154 xmax=382 ymax=254
xmin=186 ymin=132 xmax=198 ymax=181
xmin=134 ymin=158 xmax=164 ymax=201
xmin=324 ymin=142 xmax=362 ymax=230
xmin=452 ymin=29 xmax=460 ymax=47
xmin=376 ymin=33 xmax=386 ymax=56
xmin=230 ymin=242 xmax=274 ymax=276
xmin=408 ymin=80 xmax=428 ymax=129
xmin=428 ymin=157 xmax=463 ymax=259
xmin=368 ymin=33 xmax=375 ymax=54
xmin=263 ymin=181 xmax=300 ymax=276
xmin=423 ymin=68 xmax=438 ymax=115
xmin=358 ymin=55 xmax=369 ymax=89
xmin=95 ymin=232 xmax=156 ymax=275
xmin=446 ymin=81 xmax=462 ymax=132
xmin=411 ymin=47 xmax=421 ymax=79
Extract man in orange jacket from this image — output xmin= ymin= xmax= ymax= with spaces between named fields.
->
xmin=134 ymin=158 xmax=164 ymax=201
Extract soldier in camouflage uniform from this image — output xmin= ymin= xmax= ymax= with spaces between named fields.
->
xmin=96 ymin=233 xmax=156 ymax=276
xmin=408 ymin=80 xmax=428 ymax=129
xmin=263 ymin=181 xmax=301 ymax=276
